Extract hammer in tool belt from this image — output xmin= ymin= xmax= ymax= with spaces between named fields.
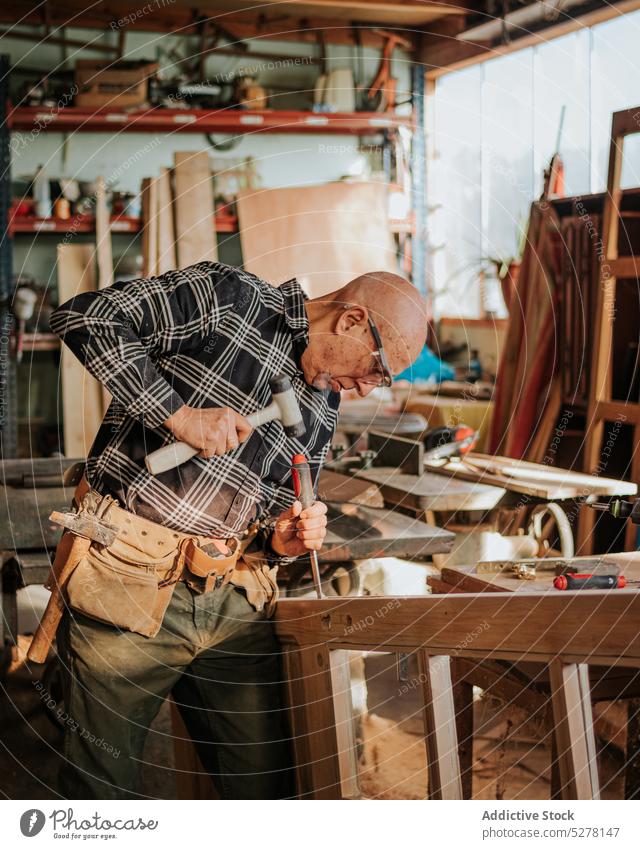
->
xmin=146 ymin=374 xmax=305 ymax=475
xmin=27 ymin=504 xmax=119 ymax=664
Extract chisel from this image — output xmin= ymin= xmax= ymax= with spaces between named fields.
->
xmin=291 ymin=453 xmax=324 ymax=598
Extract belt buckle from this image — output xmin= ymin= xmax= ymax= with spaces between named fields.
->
xmin=203 ymin=572 xmax=225 ymax=593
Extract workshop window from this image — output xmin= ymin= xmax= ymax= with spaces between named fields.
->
xmin=428 ymin=9 xmax=640 ymax=319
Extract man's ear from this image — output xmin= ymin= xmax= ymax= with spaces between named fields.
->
xmin=335 ymin=305 xmax=367 ymax=335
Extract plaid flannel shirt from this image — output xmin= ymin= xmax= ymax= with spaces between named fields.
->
xmin=50 ymin=262 xmax=340 ymax=564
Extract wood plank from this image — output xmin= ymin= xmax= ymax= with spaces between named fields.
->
xmin=356 ymin=467 xmax=506 ymax=512
xmin=612 ymin=106 xmax=640 ymax=138
xmin=173 ymin=151 xmax=217 ymax=269
xmin=454 ymin=657 xmax=551 ymax=719
xmin=427 ymin=576 xmax=468 ymax=594
xmin=282 ymin=644 xmax=341 ymax=798
xmin=549 ymin=661 xmax=600 ymax=799
xmin=526 ymin=376 xmax=561 ymax=463
xmin=274 ymin=593 xmax=640 ymax=665
xmin=435 ymin=452 xmax=637 ymax=500
xmin=329 ymin=650 xmax=360 ymax=798
xmin=94 ymin=175 xmax=113 ymax=413
xmin=141 ymin=176 xmax=158 ymax=278
xmin=609 ymin=256 xmax=640 ymax=278
xmin=594 ymin=399 xmax=640 ymax=425
xmin=418 ymin=652 xmax=463 ymax=799
xmin=237 ymin=182 xmax=397 ymax=297
xmin=56 ymin=244 xmax=104 ymax=457
xmin=579 ymin=107 xmax=640 ymax=553
xmin=451 ymin=659 xmax=474 ymax=799
xmin=156 ymin=166 xmax=177 ymax=274
xmin=624 ymin=698 xmax=640 ymax=798
xmin=95 ymin=176 xmax=113 ymax=290
xmin=317 ymin=469 xmax=383 ymax=508
xmin=439 ymin=566 xmax=512 ymax=595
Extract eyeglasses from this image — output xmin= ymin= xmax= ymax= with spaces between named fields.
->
xmin=363 ymin=316 xmax=393 ymax=388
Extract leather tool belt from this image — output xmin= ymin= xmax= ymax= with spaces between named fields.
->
xmin=62 ymin=479 xmax=245 ymax=638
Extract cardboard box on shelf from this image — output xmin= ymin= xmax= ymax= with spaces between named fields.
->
xmin=74 ymin=60 xmax=158 ymax=110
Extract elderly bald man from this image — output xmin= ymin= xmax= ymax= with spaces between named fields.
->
xmin=50 ymin=262 xmax=427 ymax=801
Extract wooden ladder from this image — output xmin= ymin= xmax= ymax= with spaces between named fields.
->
xmin=578 ymin=106 xmax=640 ymax=553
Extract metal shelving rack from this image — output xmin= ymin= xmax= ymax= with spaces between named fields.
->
xmin=0 ymin=55 xmax=17 ymax=459
xmin=9 ymin=105 xmax=414 ymax=135
xmin=1 ymin=60 xmax=428 ymax=454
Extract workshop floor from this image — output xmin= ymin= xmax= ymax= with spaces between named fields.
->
xmin=359 ymin=653 xmax=626 ymax=800
xmin=0 ymin=637 xmax=626 ymax=800
xmin=0 ymin=637 xmax=177 ymax=800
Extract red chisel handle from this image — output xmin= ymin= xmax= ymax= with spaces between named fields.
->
xmin=291 ymin=452 xmax=315 ymax=509
xmin=291 ymin=453 xmax=323 ymax=598
xmin=554 ymin=573 xmax=626 ymax=590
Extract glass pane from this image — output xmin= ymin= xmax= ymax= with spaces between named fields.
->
xmin=481 ymin=50 xmax=534 ymax=266
xmin=533 ymin=30 xmax=591 ymax=197
xmin=591 ymin=9 xmax=640 ymax=190
xmin=430 ymin=65 xmax=483 ymax=317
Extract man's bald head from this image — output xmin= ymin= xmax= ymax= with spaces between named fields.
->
xmin=331 ymin=271 xmax=428 ymax=372
xmin=300 ymin=270 xmax=429 ymax=396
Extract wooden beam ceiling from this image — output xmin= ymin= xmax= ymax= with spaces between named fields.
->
xmin=419 ymin=0 xmax=640 ymax=78
xmin=0 ymin=0 xmax=471 ymax=50
xmin=180 ymin=0 xmax=469 ymax=26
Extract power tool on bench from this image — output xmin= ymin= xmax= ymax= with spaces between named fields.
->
xmin=555 ymin=497 xmax=640 ymax=591
xmin=423 ymin=424 xmax=478 ymax=463
xmin=591 ymin=497 xmax=640 ymax=524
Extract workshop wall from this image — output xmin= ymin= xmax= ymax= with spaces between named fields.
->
xmin=6 ymin=28 xmax=412 ymax=191
xmin=7 ymin=27 xmax=411 ymax=288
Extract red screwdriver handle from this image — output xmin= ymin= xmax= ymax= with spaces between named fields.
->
xmin=554 ymin=573 xmax=626 ymax=590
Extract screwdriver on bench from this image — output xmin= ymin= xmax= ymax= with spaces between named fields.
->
xmin=554 ymin=573 xmax=628 ymax=590
xmin=291 ymin=453 xmax=324 ymax=599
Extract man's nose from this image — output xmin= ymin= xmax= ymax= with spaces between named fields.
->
xmin=355 ymin=381 xmax=377 ymax=397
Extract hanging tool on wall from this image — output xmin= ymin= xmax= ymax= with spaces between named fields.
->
xmin=12 ymin=287 xmax=37 ymax=363
xmin=365 ymin=29 xmax=413 ymax=112
xmin=291 ymin=453 xmax=324 ymax=598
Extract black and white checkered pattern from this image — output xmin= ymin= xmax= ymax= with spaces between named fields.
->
xmin=51 ymin=262 xmax=340 ymax=547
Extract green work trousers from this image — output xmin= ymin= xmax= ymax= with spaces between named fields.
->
xmin=56 ymin=581 xmax=294 ymax=799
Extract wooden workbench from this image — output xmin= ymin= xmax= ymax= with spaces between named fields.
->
xmin=355 ymin=467 xmax=506 ymax=513
xmin=429 ymin=554 xmax=640 ymax=798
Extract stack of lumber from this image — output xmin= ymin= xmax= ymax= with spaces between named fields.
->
xmin=488 ymin=199 xmax=562 ymax=461
xmin=57 ymin=154 xmax=217 ymax=456
xmin=142 ymin=151 xmax=217 ymax=276
xmin=57 ymin=244 xmax=105 ymax=457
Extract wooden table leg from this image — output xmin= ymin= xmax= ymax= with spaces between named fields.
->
xmin=451 ymin=658 xmax=474 ymax=799
xmin=550 ymin=731 xmax=562 ymax=799
xmin=624 ymin=698 xmax=640 ymax=799
xmin=419 ymin=651 xmax=463 ymax=800
xmin=549 ymin=661 xmax=600 ymax=799
xmin=282 ymin=644 xmax=342 ymax=799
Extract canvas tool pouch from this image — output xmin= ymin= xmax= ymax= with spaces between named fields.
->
xmin=64 ymin=484 xmax=241 ymax=638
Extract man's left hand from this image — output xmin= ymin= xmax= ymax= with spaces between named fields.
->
xmin=270 ymin=500 xmax=328 ymax=558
